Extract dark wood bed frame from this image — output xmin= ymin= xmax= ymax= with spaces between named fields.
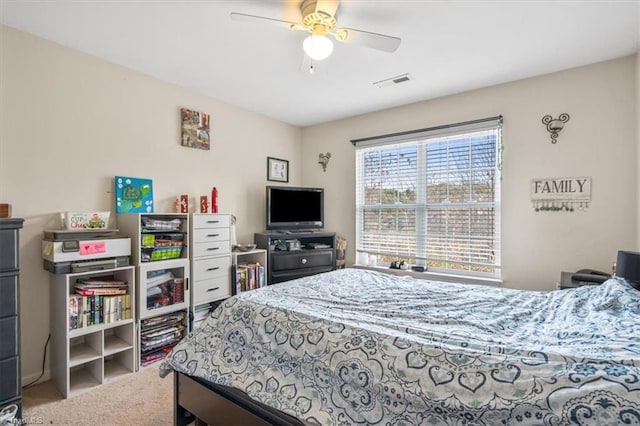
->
xmin=173 ymin=371 xmax=305 ymax=425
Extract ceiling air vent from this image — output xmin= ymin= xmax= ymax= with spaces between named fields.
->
xmin=373 ymin=73 xmax=414 ymax=88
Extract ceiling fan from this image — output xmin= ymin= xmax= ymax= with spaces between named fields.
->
xmin=230 ymin=0 xmax=401 ymax=61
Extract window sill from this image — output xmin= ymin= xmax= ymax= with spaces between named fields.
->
xmin=351 ymin=264 xmax=502 ymax=287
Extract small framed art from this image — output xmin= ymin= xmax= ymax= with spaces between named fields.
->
xmin=181 ymin=108 xmax=210 ymax=150
xmin=115 ymin=176 xmax=154 ymax=213
xmin=267 ymin=157 xmax=289 ymax=183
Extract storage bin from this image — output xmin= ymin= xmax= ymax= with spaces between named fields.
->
xmin=141 ymin=247 xmax=184 ymax=262
xmin=141 ymin=234 xmax=156 ymax=247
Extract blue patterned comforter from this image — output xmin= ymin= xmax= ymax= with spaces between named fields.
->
xmin=159 ymin=268 xmax=640 ymax=425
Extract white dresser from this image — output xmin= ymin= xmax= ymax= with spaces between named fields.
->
xmin=189 ymin=214 xmax=232 ymax=329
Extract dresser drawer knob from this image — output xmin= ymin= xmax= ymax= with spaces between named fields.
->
xmin=206 ymin=286 xmax=220 ymax=292
xmin=207 ymin=234 xmax=220 ymax=237
xmin=301 ymin=258 xmax=307 ymax=264
xmin=207 ymin=247 xmax=220 ymax=251
xmin=207 ymin=266 xmax=220 ymax=271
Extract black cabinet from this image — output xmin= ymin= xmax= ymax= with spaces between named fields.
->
xmin=255 ymin=231 xmax=336 ymax=285
xmin=0 ymin=218 xmax=23 ymax=421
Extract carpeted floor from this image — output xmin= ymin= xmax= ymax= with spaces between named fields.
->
xmin=21 ymin=363 xmax=173 ymax=425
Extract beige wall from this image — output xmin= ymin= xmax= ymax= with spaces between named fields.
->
xmin=0 ymin=26 xmax=302 ymax=383
xmin=302 ymin=55 xmax=638 ymax=292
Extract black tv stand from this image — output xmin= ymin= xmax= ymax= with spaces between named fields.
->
xmin=255 ymin=231 xmax=336 ymax=285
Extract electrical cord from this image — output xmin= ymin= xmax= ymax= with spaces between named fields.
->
xmin=22 ymin=333 xmax=50 ymax=389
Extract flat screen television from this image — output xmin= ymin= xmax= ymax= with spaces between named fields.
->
xmin=266 ymin=186 xmax=324 ymax=231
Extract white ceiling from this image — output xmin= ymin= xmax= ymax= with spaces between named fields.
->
xmin=1 ymin=0 xmax=639 ymax=127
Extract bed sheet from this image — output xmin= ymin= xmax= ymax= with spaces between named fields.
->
xmin=160 ymin=268 xmax=640 ymax=425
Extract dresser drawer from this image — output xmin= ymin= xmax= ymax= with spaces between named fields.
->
xmin=0 ymin=317 xmax=17 ymax=359
xmin=0 ymin=357 xmax=19 ymax=402
xmin=0 ymin=274 xmax=18 ymax=319
xmin=271 ymin=250 xmax=333 ymax=271
xmin=192 ymin=228 xmax=230 ymax=244
xmin=192 ymin=214 xmax=230 ymax=229
xmin=0 ymin=228 xmax=18 ymax=271
xmin=192 ymin=240 xmax=231 ymax=258
xmin=192 ymin=275 xmax=231 ymax=304
xmin=192 ymin=257 xmax=231 ymax=281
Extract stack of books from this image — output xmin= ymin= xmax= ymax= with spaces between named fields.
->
xmin=68 ymin=275 xmax=131 ymax=330
xmin=234 ymin=262 xmax=265 ymax=293
xmin=139 ymin=311 xmax=186 ymax=366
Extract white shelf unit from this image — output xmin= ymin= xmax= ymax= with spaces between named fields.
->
xmin=117 ymin=213 xmax=190 ymax=368
xmin=49 ymin=266 xmax=136 ymax=398
xmin=190 ymin=213 xmax=232 ymax=330
xmin=232 ymin=249 xmax=267 ymax=294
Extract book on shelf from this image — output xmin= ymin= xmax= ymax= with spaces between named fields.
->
xmin=102 ymin=294 xmax=132 ymax=323
xmin=71 ymin=294 xmax=132 ymax=327
xmin=81 ymin=296 xmax=89 ymax=327
xmin=75 ymin=275 xmax=129 ymax=296
xmin=235 ymin=262 xmax=265 ymax=293
xmin=258 ymin=264 xmax=265 ymax=288
xmin=75 ymin=287 xmax=128 ymax=296
xmin=93 ymin=295 xmax=102 ymax=325
xmin=68 ymin=295 xmax=82 ymax=331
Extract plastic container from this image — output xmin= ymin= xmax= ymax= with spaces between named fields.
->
xmin=141 ymin=246 xmax=184 ymax=262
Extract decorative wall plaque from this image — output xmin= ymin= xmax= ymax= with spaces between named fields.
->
xmin=531 ymin=177 xmax=591 ymax=211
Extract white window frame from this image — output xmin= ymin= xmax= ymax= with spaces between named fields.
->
xmin=353 ymin=116 xmax=502 ymax=279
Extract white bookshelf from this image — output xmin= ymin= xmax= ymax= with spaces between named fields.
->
xmin=49 ymin=266 xmax=136 ymax=398
xmin=232 ymin=249 xmax=267 ymax=293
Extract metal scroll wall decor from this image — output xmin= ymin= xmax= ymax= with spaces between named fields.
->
xmin=531 ymin=177 xmax=591 ymax=212
xmin=318 ymin=152 xmax=331 ymax=172
xmin=542 ymin=113 xmax=570 ymax=143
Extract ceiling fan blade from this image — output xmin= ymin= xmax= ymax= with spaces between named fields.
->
xmin=230 ymin=12 xmax=303 ymax=31
xmin=338 ymin=28 xmax=401 ymax=53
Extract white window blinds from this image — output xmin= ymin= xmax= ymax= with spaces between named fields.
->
xmin=354 ymin=116 xmax=502 ymax=278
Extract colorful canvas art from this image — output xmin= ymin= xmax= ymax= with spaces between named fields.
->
xmin=115 ymin=176 xmax=154 ymax=213
xmin=181 ymin=108 xmax=210 ymax=150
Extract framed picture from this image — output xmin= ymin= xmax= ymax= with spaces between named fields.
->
xmin=115 ymin=176 xmax=154 ymax=213
xmin=181 ymin=108 xmax=210 ymax=150
xmin=267 ymin=157 xmax=289 ymax=183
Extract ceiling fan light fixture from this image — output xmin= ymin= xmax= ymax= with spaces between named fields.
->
xmin=303 ymin=34 xmax=333 ymax=60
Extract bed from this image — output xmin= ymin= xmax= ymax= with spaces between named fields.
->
xmin=159 ymin=268 xmax=640 ymax=425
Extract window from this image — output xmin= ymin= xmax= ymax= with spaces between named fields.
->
xmin=354 ymin=117 xmax=502 ymax=278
